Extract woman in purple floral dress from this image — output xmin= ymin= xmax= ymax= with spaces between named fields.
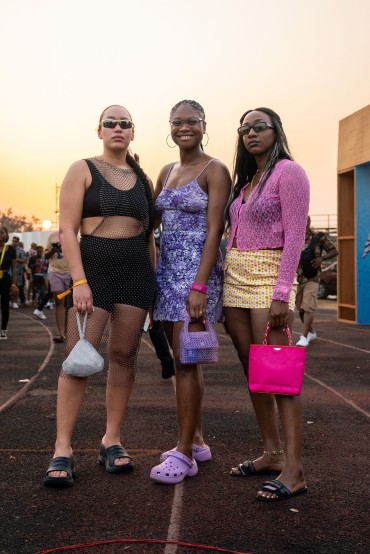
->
xmin=150 ymin=100 xmax=231 ymax=484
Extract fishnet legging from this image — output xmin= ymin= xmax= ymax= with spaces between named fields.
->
xmin=61 ymin=304 xmax=147 ymax=386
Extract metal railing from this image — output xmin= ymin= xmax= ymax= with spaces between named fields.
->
xmin=310 ymin=214 xmax=337 ymax=238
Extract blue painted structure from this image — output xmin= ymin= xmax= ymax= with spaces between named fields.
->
xmin=355 ymin=163 xmax=370 ymax=324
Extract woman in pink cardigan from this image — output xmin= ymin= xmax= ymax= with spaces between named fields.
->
xmin=224 ymin=107 xmax=309 ymax=501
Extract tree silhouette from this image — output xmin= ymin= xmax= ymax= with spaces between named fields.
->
xmin=0 ymin=208 xmax=41 ymax=232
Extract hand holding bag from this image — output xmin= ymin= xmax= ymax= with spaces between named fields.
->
xmin=179 ymin=315 xmax=219 ymax=365
xmin=248 ymin=324 xmax=306 ymax=395
xmin=62 ymin=312 xmax=104 ymax=377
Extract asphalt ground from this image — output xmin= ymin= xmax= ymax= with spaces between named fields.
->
xmin=0 ymin=301 xmax=369 ymax=554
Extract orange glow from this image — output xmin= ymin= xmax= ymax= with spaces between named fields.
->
xmin=1 ymin=0 xmax=370 ymax=222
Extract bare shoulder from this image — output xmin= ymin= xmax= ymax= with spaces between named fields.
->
xmin=157 ymin=162 xmax=175 ymax=187
xmin=66 ymin=159 xmax=90 ymax=177
xmin=61 ymin=159 xmax=91 ymax=195
xmin=208 ymin=158 xmax=230 ymax=173
xmin=160 ymin=162 xmax=175 ymax=178
xmin=206 ymin=158 xmax=232 ymax=183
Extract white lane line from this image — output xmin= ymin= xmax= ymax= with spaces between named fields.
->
xmin=141 ymin=335 xmax=180 ymax=553
xmin=304 ymin=372 xmax=370 ymax=419
xmin=0 ymin=313 xmax=54 ymax=414
xmin=164 ymin=483 xmax=184 ymax=554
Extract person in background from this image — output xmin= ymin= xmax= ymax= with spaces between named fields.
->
xmin=40 ymin=231 xmax=71 ymax=341
xmin=224 ymin=107 xmax=309 ymax=501
xmin=26 ymin=242 xmax=37 ymax=303
xmin=0 ymin=226 xmax=17 ymax=339
xmin=11 ymin=236 xmax=27 ymax=308
xmin=150 ymin=99 xmax=231 ymax=484
xmin=28 ymin=245 xmax=48 ymax=307
xmin=295 ymin=216 xmax=338 ymax=347
xmin=148 ymin=320 xmax=175 ymax=379
xmin=43 ymin=104 xmax=156 ymax=487
xmin=33 ymin=282 xmax=53 ymax=319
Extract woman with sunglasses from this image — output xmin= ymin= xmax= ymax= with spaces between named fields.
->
xmin=44 ymin=105 xmax=156 ymax=487
xmin=224 ymin=108 xmax=309 ymax=501
xmin=150 ymin=100 xmax=231 ymax=484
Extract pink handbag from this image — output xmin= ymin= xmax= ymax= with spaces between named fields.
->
xmin=179 ymin=315 xmax=219 ymax=365
xmin=248 ymin=324 xmax=306 ymax=396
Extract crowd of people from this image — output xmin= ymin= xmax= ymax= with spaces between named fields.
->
xmin=0 ymin=101 xmax=338 ymax=502
xmin=0 ymin=234 xmax=70 ymax=341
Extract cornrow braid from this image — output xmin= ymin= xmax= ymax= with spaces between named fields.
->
xmin=126 ymin=153 xmax=154 ymax=241
xmin=170 ymin=99 xmax=205 ymax=120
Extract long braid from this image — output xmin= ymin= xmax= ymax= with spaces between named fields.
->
xmin=126 ymin=153 xmax=154 ymax=240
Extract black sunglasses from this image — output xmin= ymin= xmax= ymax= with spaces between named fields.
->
xmin=238 ymin=122 xmax=274 ymax=136
xmin=102 ymin=119 xmax=134 ymax=130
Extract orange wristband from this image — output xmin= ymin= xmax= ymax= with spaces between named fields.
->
xmin=57 ymin=279 xmax=88 ymax=300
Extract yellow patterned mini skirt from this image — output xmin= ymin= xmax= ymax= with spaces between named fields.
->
xmin=223 ymin=249 xmax=296 ymax=311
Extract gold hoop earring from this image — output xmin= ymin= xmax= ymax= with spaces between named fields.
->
xmin=166 ymin=134 xmax=177 ymax=148
xmin=202 ymin=132 xmax=209 ymax=148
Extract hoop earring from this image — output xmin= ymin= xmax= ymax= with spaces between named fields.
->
xmin=202 ymin=132 xmax=209 ymax=148
xmin=166 ymin=134 xmax=177 ymax=148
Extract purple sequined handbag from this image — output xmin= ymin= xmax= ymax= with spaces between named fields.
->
xmin=179 ymin=315 xmax=219 ymax=365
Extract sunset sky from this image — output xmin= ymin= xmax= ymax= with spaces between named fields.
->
xmin=1 ymin=0 xmax=369 ymax=227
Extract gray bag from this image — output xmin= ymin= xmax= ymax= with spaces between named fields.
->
xmin=62 ymin=312 xmax=104 ymax=377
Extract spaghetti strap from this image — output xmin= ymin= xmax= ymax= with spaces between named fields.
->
xmin=195 ymin=159 xmax=215 ymax=180
xmin=163 ymin=163 xmax=176 ymax=189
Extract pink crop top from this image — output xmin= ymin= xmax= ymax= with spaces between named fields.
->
xmin=228 ymin=159 xmax=310 ymax=302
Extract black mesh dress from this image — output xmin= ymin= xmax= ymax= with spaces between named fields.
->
xmin=63 ymin=158 xmax=156 ymax=386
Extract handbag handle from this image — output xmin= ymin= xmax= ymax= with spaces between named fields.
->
xmin=76 ymin=312 xmax=88 ymax=340
xmin=183 ymin=314 xmax=211 ymax=335
xmin=264 ymin=323 xmax=293 ymax=346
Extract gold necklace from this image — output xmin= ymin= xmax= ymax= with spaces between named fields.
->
xmin=250 ymin=169 xmax=260 ymax=190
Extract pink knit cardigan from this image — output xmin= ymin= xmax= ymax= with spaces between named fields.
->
xmin=227 ymin=159 xmax=310 ymax=302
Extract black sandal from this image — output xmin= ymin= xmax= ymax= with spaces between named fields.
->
xmin=257 ymin=479 xmax=308 ymax=502
xmin=230 ymin=461 xmax=280 ymax=477
xmin=98 ymin=444 xmax=134 ymax=474
xmin=43 ymin=456 xmax=75 ymax=487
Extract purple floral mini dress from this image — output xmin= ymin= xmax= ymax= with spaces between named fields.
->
xmin=154 ymin=160 xmax=223 ymax=323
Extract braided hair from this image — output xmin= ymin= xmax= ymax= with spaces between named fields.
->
xmin=126 ymin=153 xmax=155 ymax=240
xmin=226 ymin=107 xmax=293 ymax=227
xmin=170 ymin=99 xmax=205 ymax=120
xmin=98 ymin=105 xmax=154 ymax=241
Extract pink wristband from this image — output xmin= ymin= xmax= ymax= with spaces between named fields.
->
xmin=191 ymin=282 xmax=208 ymax=294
